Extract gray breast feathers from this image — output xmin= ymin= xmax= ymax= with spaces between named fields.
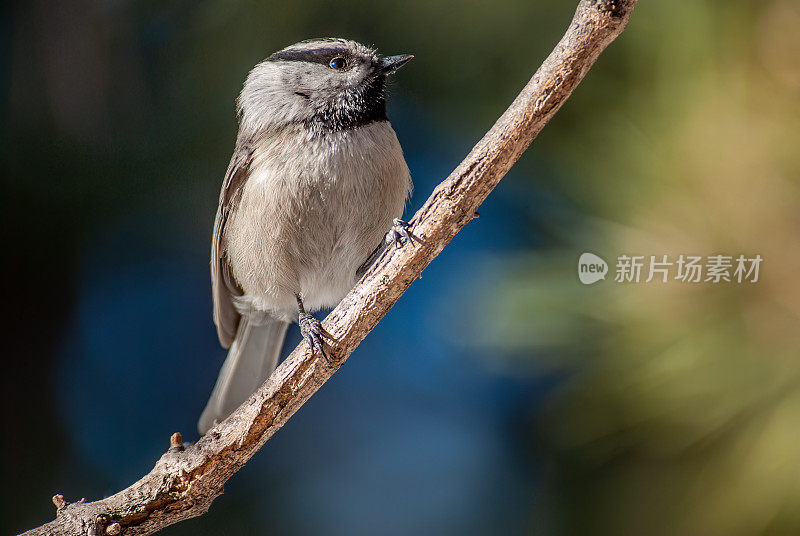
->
xmin=212 ymin=121 xmax=411 ymax=336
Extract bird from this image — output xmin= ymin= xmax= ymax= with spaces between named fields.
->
xmin=198 ymin=38 xmax=414 ymax=434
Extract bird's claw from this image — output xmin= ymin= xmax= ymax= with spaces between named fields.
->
xmin=299 ymin=312 xmax=328 ymax=359
xmin=384 ymin=218 xmax=415 ymax=248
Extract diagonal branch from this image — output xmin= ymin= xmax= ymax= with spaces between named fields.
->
xmin=20 ymin=1 xmax=637 ymax=534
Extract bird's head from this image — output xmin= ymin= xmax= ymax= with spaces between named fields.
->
xmin=238 ymin=38 xmax=413 ymax=134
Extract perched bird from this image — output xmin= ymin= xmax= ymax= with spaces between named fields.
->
xmin=199 ymin=38 xmax=414 ymax=434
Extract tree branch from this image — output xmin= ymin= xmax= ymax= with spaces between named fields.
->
xmin=21 ymin=1 xmax=637 ymax=534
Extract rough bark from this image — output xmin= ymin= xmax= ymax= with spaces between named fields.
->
xmin=20 ymin=1 xmax=637 ymax=534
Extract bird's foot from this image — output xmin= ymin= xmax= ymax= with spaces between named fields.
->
xmin=384 ymin=218 xmax=416 ymax=248
xmin=298 ymin=312 xmax=327 ymax=359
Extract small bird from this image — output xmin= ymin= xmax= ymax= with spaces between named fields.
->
xmin=198 ymin=38 xmax=414 ymax=434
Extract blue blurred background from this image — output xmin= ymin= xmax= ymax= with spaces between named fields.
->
xmin=4 ymin=1 xmax=800 ymax=535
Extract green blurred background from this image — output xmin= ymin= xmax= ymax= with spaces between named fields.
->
xmin=4 ymin=0 xmax=800 ymax=535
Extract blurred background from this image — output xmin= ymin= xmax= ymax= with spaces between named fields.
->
xmin=3 ymin=0 xmax=800 ymax=534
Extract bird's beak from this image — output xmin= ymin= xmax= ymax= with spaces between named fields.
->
xmin=380 ymin=54 xmax=414 ymax=74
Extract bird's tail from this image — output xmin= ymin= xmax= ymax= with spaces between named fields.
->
xmin=198 ymin=317 xmax=289 ymax=434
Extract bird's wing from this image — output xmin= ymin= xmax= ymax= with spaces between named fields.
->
xmin=211 ymin=142 xmax=253 ymax=348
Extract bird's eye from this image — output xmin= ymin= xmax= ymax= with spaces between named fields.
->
xmin=329 ymin=57 xmax=346 ymax=70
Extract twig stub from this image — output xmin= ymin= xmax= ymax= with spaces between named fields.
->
xmin=52 ymin=495 xmax=67 ymax=511
xmin=169 ymin=432 xmax=184 ymax=451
